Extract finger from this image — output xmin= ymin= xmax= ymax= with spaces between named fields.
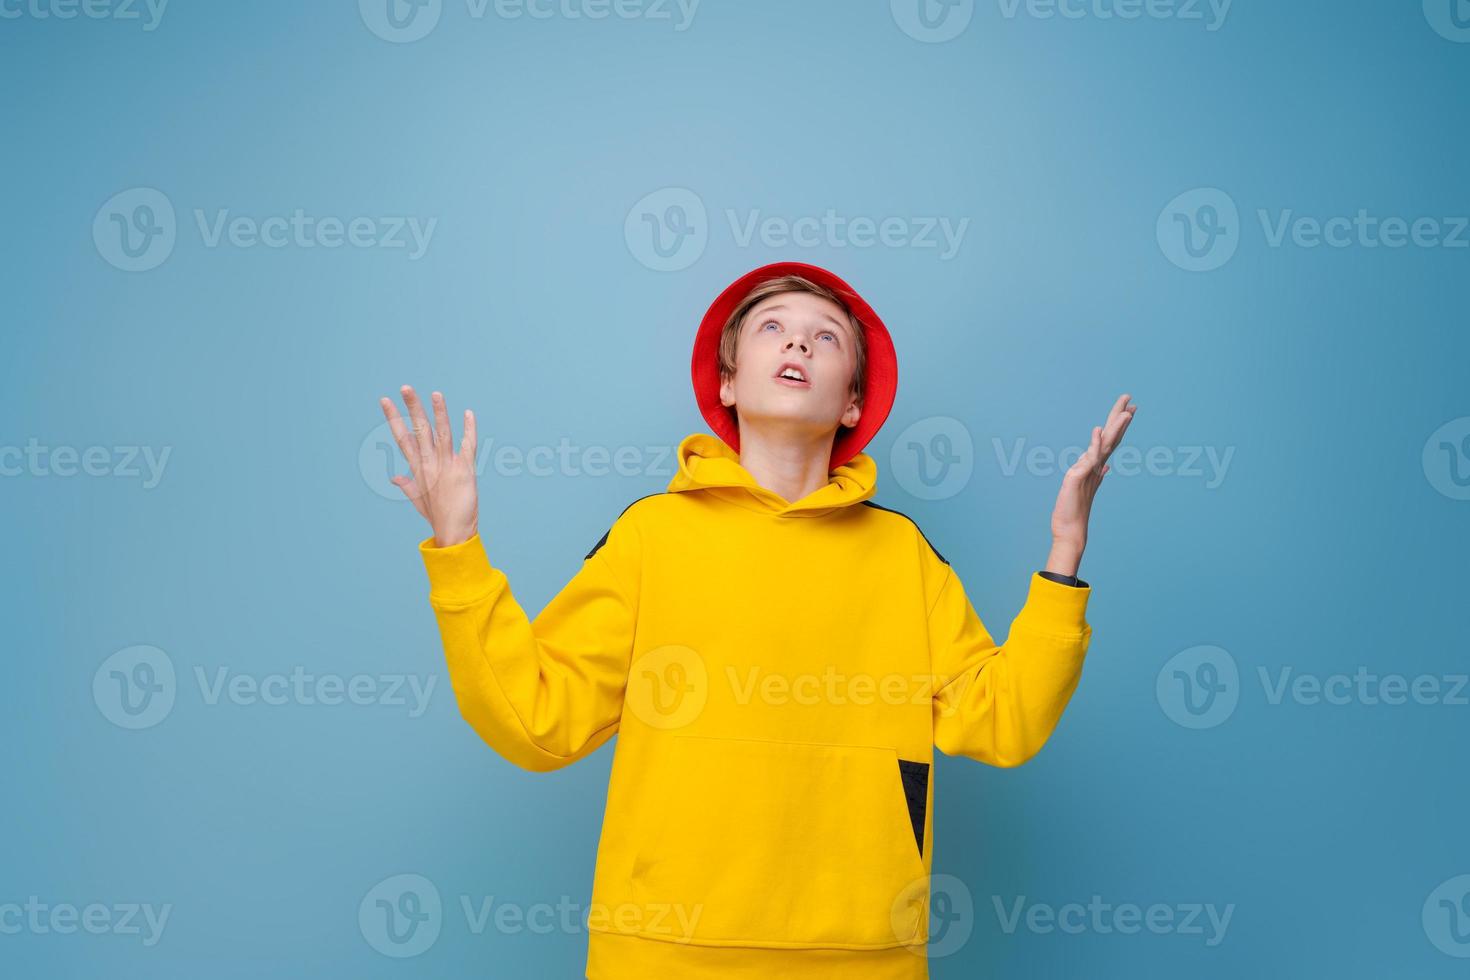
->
xmin=390 ymin=472 xmax=421 ymax=501
xmin=432 ymin=391 xmax=452 ymax=455
xmin=1101 ymin=415 xmax=1125 ymax=454
xmin=1091 ymin=425 xmax=1102 ymax=465
xmin=1102 ymin=405 xmax=1135 ymax=456
xmin=1107 ymin=393 xmax=1132 ymax=423
xmin=380 ymin=396 xmax=422 ymax=474
xmin=460 ymin=409 xmax=476 ymax=460
xmin=401 ymin=385 xmax=435 ymax=460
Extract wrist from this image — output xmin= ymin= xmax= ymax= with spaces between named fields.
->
xmin=1045 ymin=538 xmax=1084 ymax=577
xmin=433 ymin=524 xmax=477 ymax=549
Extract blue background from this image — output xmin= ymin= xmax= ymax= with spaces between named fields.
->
xmin=3 ymin=0 xmax=1468 ymax=976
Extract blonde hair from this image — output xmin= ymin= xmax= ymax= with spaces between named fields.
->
xmin=717 ymin=275 xmax=867 ymax=405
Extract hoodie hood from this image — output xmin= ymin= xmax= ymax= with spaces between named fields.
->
xmin=666 ymin=431 xmax=877 ymax=518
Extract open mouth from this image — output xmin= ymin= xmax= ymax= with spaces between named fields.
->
xmin=774 ymin=364 xmax=811 ymax=387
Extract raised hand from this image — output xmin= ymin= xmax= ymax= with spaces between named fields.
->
xmin=379 ymin=385 xmax=479 ymax=548
xmin=1048 ymin=393 xmax=1137 ymax=573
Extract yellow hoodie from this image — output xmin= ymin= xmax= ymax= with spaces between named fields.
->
xmin=419 ymin=431 xmax=1093 ymax=979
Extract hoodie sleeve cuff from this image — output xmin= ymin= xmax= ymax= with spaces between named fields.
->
xmin=419 ymin=533 xmax=502 ymax=607
xmin=1012 ymin=570 xmax=1092 ymax=638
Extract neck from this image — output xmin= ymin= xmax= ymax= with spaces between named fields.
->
xmin=732 ymin=423 xmax=839 ymax=505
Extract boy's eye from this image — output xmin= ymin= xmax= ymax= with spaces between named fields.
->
xmin=760 ymin=321 xmax=778 ymax=331
xmin=819 ymin=331 xmax=837 ymax=343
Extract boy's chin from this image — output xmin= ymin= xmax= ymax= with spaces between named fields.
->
xmin=733 ymin=411 xmax=849 ymax=442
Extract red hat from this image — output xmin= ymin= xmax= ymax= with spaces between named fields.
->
xmin=691 ymin=261 xmax=898 ymax=472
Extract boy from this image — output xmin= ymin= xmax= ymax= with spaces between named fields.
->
xmin=379 ymin=261 xmax=1136 ymax=979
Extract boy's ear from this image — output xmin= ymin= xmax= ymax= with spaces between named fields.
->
xmin=719 ymin=372 xmax=735 ymax=408
xmin=840 ymin=398 xmax=862 ymax=430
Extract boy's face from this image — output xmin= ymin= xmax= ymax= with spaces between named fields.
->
xmin=718 ymin=290 xmax=862 ymax=444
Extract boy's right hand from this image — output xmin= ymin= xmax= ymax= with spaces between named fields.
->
xmin=380 ymin=385 xmax=479 ymax=548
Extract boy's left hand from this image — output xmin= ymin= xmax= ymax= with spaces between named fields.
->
xmin=1049 ymin=393 xmax=1137 ymax=561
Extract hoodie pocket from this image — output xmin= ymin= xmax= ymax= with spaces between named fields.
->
xmin=628 ymin=734 xmax=930 ymax=948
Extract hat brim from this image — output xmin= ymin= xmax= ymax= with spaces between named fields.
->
xmin=691 ymin=261 xmax=898 ymax=472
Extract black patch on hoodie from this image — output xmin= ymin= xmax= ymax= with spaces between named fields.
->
xmin=585 ymin=493 xmax=665 ymax=560
xmin=898 ymin=759 xmax=930 ymax=858
xmin=860 ymin=501 xmax=949 ymax=566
